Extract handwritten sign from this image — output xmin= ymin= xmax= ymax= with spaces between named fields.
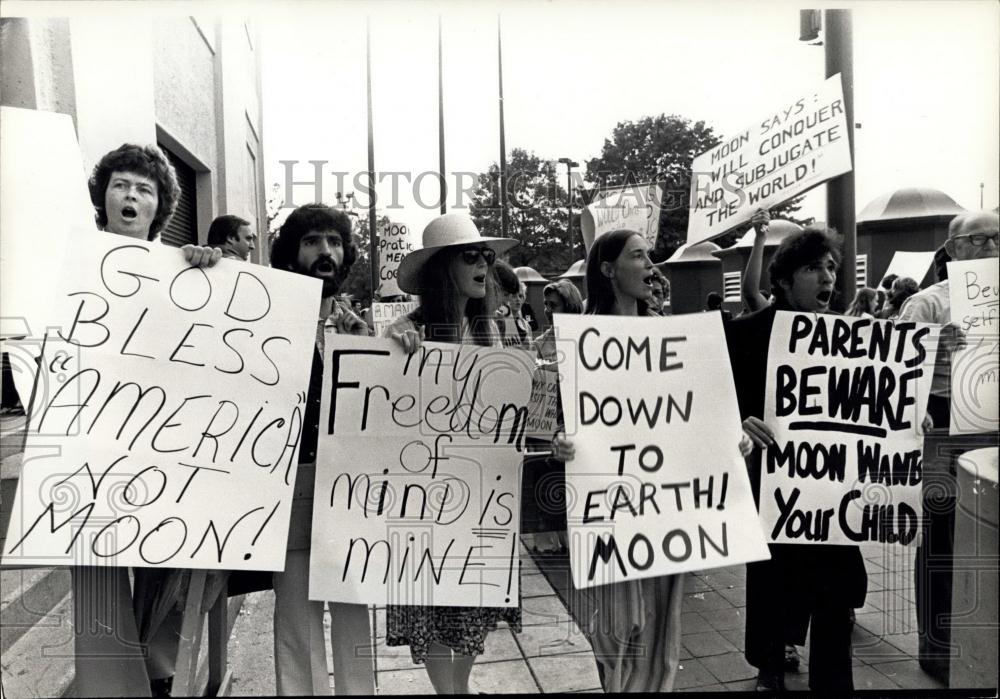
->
xmin=377 ymin=221 xmax=416 ymax=297
xmin=309 ymin=334 xmax=532 ymax=607
xmin=948 ymin=259 xmax=999 ymax=435
xmin=371 ymin=301 xmax=419 ymax=337
xmin=762 ymin=312 xmax=937 ymax=546
xmin=2 ymin=233 xmax=320 ymax=570
xmin=687 ymin=75 xmax=852 ymax=246
xmin=883 ymin=251 xmax=936 ymax=287
xmin=525 ymin=363 xmax=560 ymax=439
xmin=554 ymin=313 xmax=768 ymax=589
xmin=580 ymin=183 xmax=663 ymax=253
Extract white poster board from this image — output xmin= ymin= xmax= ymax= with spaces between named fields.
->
xmin=309 ymin=334 xmax=532 ymax=606
xmin=947 ymin=259 xmax=999 ymax=435
xmin=1 ymin=107 xmax=97 ymax=338
xmin=554 ymin=313 xmax=768 ymax=590
xmin=2 ymin=233 xmax=320 ymax=570
xmin=377 ymin=221 xmax=416 ymax=297
xmin=883 ymin=251 xmax=936 ymax=287
xmin=371 ymin=301 xmax=419 ymax=337
xmin=580 ymin=182 xmax=663 ymax=253
xmin=687 ymin=74 xmax=853 ymax=246
xmin=761 ymin=312 xmax=937 ymax=546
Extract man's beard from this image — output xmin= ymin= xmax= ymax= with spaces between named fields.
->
xmin=309 ymin=256 xmax=341 ymax=295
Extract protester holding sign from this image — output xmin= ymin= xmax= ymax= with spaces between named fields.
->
xmin=725 ymin=227 xmax=866 ymax=692
xmin=268 ymin=204 xmax=374 ymax=695
xmin=741 ymin=209 xmax=773 ymax=314
xmin=551 ymin=229 xmax=758 ymax=692
xmin=71 ymin=143 xmax=225 ymax=698
xmin=896 ymin=209 xmax=999 ymax=683
xmin=536 ymin=279 xmax=584 ymax=362
xmin=383 ymin=213 xmax=521 ymax=694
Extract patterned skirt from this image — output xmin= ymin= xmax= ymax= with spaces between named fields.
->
xmin=386 ymin=604 xmax=522 ymax=663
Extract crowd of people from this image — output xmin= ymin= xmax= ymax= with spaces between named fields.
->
xmin=7 ymin=140 xmax=998 ymax=696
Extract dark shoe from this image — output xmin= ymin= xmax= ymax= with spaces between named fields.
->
xmin=755 ymin=669 xmax=785 ymax=692
xmin=151 ymin=677 xmax=173 ymax=697
xmin=784 ymin=644 xmax=800 ymax=671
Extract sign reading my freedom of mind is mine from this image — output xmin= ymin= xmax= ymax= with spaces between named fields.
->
xmin=686 ymin=74 xmax=853 ymax=246
xmin=2 ymin=231 xmax=320 ymax=571
xmin=309 ymin=334 xmax=532 ymax=607
xmin=761 ymin=312 xmax=937 ymax=547
xmin=554 ymin=313 xmax=769 ymax=590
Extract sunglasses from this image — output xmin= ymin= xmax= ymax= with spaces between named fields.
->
xmin=953 ymin=232 xmax=998 ymax=247
xmin=459 ymin=247 xmax=497 ymax=265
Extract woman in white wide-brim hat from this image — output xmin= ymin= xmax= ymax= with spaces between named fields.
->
xmin=383 ymin=213 xmax=520 ymax=693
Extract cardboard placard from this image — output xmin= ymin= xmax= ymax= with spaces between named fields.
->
xmin=376 ymin=221 xmax=416 ymax=298
xmin=580 ymin=182 xmax=663 ymax=253
xmin=687 ymin=75 xmax=852 ymax=245
xmin=947 ymin=259 xmax=999 ymax=435
xmin=371 ymin=301 xmax=419 ymax=337
xmin=2 ymin=233 xmax=320 ymax=570
xmin=761 ymin=312 xmax=937 ymax=546
xmin=882 ymin=251 xmax=936 ymax=287
xmin=554 ymin=313 xmax=769 ymax=589
xmin=309 ymin=334 xmax=532 ymax=606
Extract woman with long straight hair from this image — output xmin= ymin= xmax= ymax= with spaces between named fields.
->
xmin=383 ymin=213 xmax=520 ymax=694
xmin=552 ymin=229 xmax=751 ymax=692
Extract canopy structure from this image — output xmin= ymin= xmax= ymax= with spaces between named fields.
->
xmin=558 ymin=259 xmax=586 ymax=279
xmin=858 ymin=187 xmax=965 ymax=223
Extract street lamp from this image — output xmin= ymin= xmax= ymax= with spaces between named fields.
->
xmin=558 ymin=157 xmax=580 ymax=257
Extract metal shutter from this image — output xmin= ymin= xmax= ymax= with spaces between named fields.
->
xmin=158 ymin=146 xmax=197 ymax=247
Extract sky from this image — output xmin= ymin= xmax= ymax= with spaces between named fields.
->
xmin=256 ymin=0 xmax=1000 ymax=238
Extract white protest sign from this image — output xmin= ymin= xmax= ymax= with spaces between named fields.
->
xmin=371 ymin=301 xmax=419 ymax=337
xmin=377 ymin=221 xmax=416 ymax=297
xmin=762 ymin=312 xmax=937 ymax=546
xmin=687 ymin=74 xmax=853 ymax=245
xmin=2 ymin=233 xmax=320 ymax=570
xmin=309 ymin=334 xmax=532 ymax=607
xmin=1 ymin=107 xmax=97 ymax=338
xmin=554 ymin=313 xmax=768 ymax=590
xmin=525 ymin=363 xmax=560 ymax=439
xmin=947 ymin=259 xmax=999 ymax=435
xmin=580 ymin=183 xmax=663 ymax=253
xmin=883 ymin=251 xmax=936 ymax=287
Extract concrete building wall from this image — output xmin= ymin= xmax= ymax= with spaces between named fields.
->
xmin=1 ymin=14 xmax=265 ymax=259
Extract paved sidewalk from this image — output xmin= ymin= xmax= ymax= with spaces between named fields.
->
xmin=227 ymin=541 xmax=949 ymax=694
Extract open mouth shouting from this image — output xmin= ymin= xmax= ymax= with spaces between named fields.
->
xmin=642 ymin=273 xmax=654 ymax=289
xmin=120 ymin=205 xmax=138 ymax=222
xmin=816 ymin=289 xmax=833 ymax=308
xmin=311 ymin=257 xmax=338 ymax=277
xmin=472 ymin=272 xmax=487 ymax=286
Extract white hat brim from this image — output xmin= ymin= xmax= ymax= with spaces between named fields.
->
xmin=397 ymin=237 xmax=519 ymax=295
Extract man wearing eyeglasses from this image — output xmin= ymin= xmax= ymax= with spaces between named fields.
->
xmin=896 ymin=209 xmax=999 ymax=684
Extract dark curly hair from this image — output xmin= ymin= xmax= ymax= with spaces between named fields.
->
xmin=270 ymin=203 xmax=357 ymax=287
xmin=88 ymin=144 xmax=180 ymax=241
xmin=584 ymin=229 xmax=649 ymax=316
xmin=768 ymin=226 xmax=843 ymax=301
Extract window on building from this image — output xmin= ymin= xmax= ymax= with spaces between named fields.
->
xmin=158 ymin=144 xmax=198 ymax=248
xmin=723 ymin=271 xmax=741 ymax=301
xmin=856 ymin=254 xmax=868 ymax=289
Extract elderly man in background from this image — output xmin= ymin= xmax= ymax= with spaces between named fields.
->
xmin=897 ymin=209 xmax=999 ymax=684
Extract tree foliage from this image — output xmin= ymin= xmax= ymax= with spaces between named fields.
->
xmin=468 ymin=148 xmax=577 ymax=276
xmin=585 ymin=114 xmax=805 ymax=261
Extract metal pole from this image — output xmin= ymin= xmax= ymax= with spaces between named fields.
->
xmin=366 ymin=18 xmax=379 ymax=300
xmin=824 ymin=9 xmax=856 ymax=310
xmin=498 ymin=16 xmax=508 ymax=237
xmin=438 ymin=15 xmax=447 ymax=215
xmin=566 ymin=165 xmax=574 ymax=257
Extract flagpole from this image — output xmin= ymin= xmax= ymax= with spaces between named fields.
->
xmin=497 ymin=15 xmax=508 ymax=237
xmin=438 ymin=15 xmax=447 ymax=214
xmin=366 ymin=17 xmax=379 ymax=300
